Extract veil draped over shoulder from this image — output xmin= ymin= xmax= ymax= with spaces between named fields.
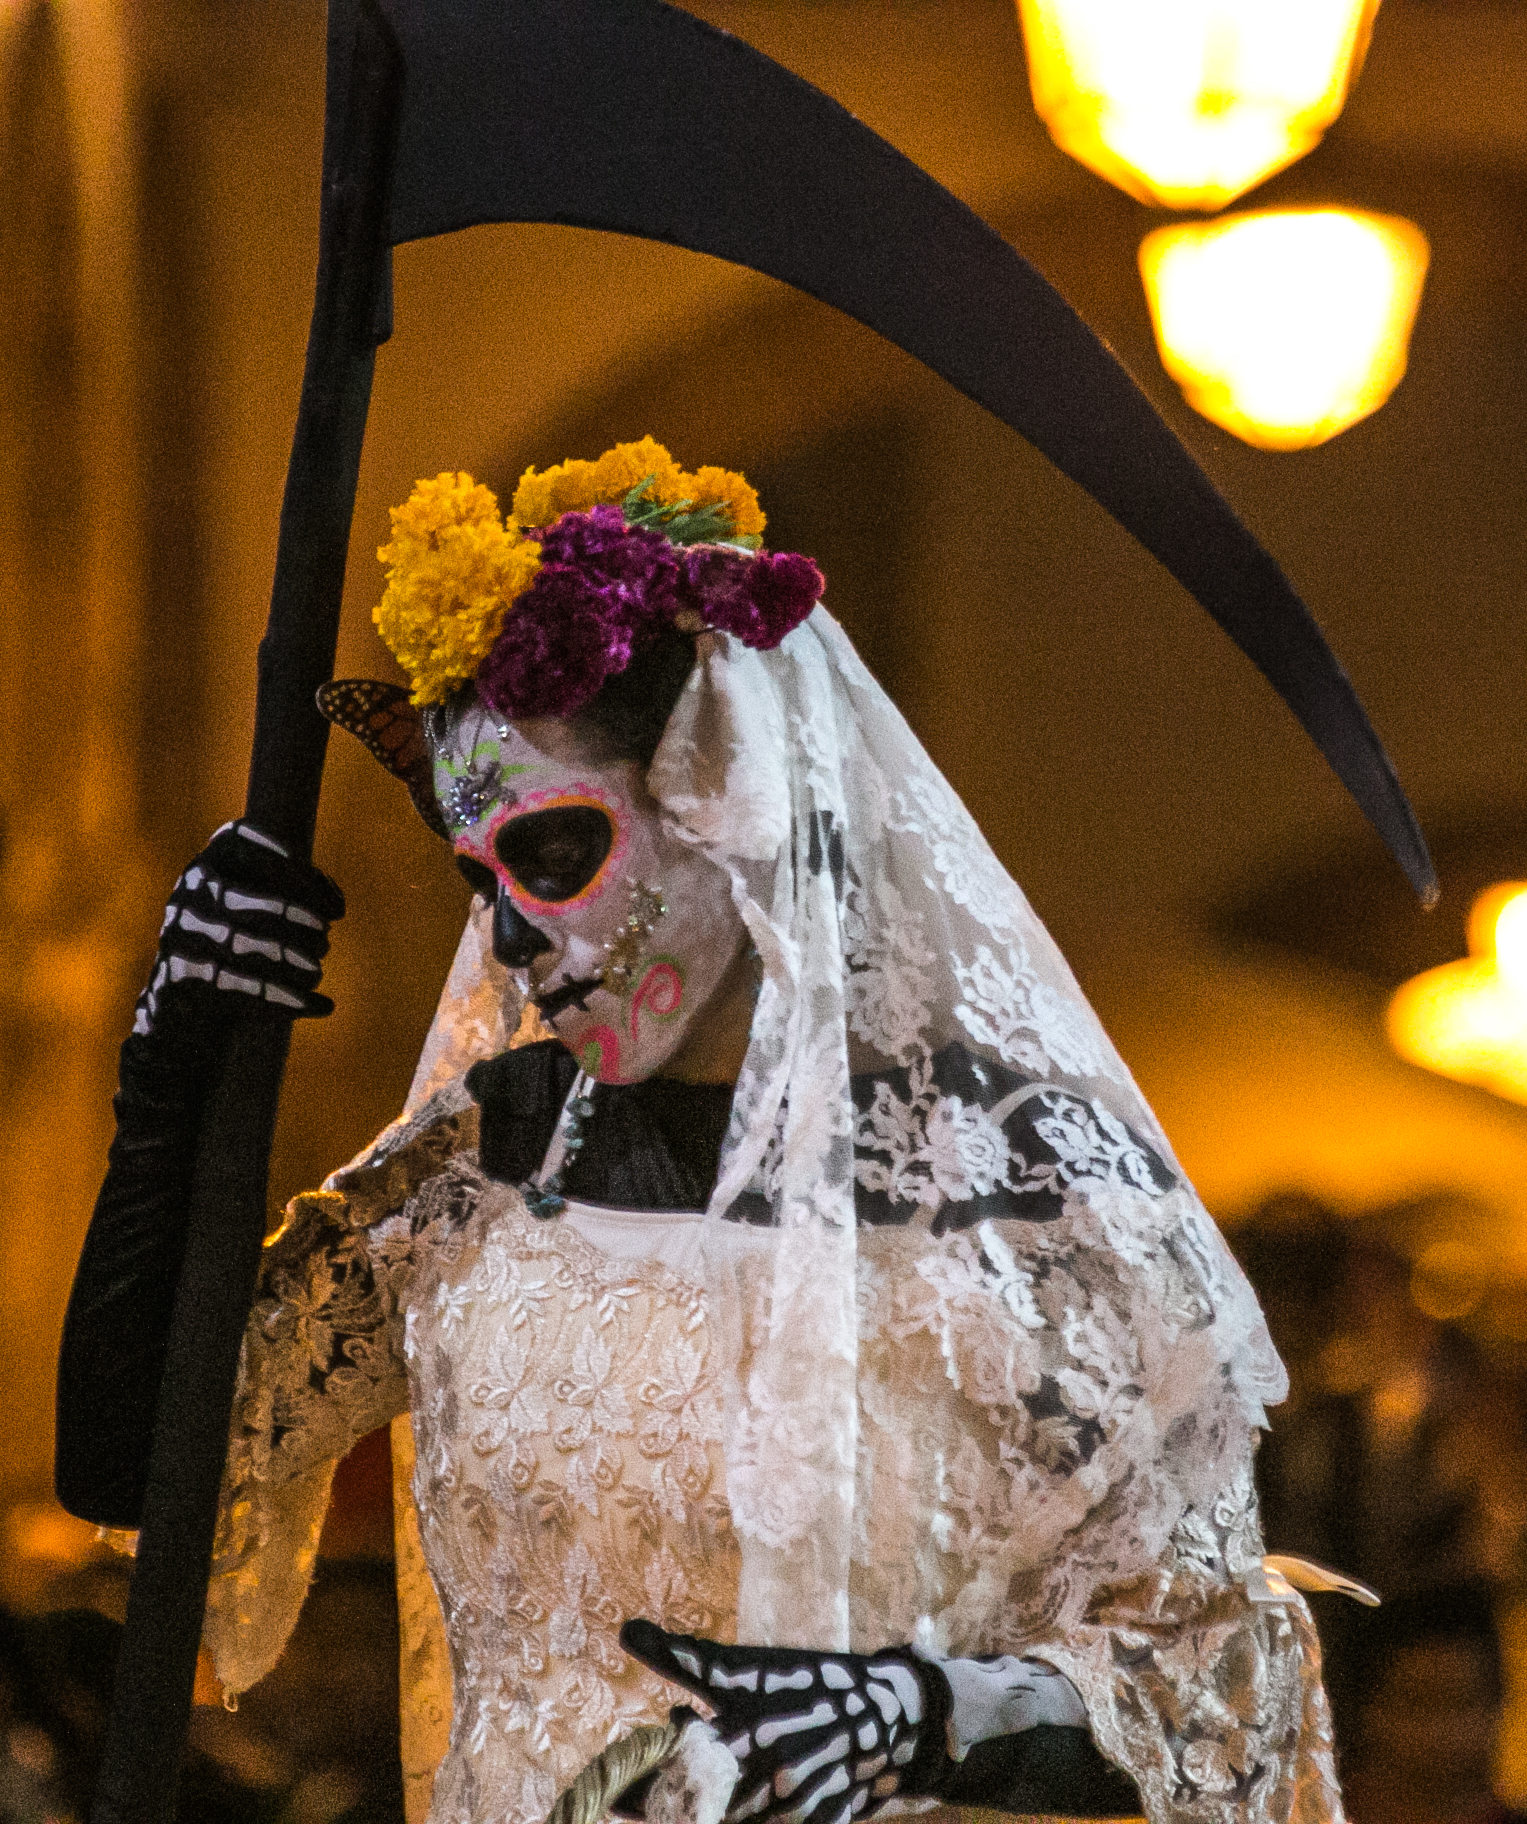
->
xmin=369 ymin=608 xmax=1332 ymax=1824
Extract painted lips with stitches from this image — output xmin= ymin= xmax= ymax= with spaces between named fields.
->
xmin=619 ymin=1621 xmax=945 ymax=1824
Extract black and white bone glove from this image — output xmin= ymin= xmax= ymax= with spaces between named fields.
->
xmin=620 ymin=1620 xmax=947 ymax=1824
xmin=132 ymin=820 xmax=345 ymax=1036
xmin=620 ymin=1622 xmax=1138 ymax=1824
xmin=57 ymin=821 xmax=345 ymax=1529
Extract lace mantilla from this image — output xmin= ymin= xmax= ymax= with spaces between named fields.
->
xmin=648 ymin=616 xmax=1285 ymax=1640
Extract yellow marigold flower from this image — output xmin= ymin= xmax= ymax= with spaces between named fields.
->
xmin=593 ymin=436 xmax=686 ymax=504
xmin=510 ymin=438 xmax=764 ymax=539
xmin=374 ymin=472 xmax=542 ymax=706
xmin=683 ymin=463 xmax=765 ymax=541
xmin=512 ymin=436 xmax=681 ymax=527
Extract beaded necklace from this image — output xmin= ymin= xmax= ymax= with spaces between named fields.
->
xmin=522 ymin=1070 xmax=597 ymax=1219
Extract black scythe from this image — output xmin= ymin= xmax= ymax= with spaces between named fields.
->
xmin=87 ymin=0 xmax=1436 ymax=1818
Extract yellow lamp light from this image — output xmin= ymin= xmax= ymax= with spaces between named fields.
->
xmin=1016 ymin=0 xmax=1380 ymax=211
xmin=1388 ymin=884 xmax=1527 ymax=1107
xmin=1138 ymin=208 xmax=1429 ymax=450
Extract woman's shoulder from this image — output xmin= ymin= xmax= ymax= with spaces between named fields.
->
xmin=330 ymin=1079 xmax=484 ymax=1216
xmin=264 ymin=1080 xmax=485 ymax=1262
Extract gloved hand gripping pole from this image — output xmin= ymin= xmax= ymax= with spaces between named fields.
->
xmin=87 ymin=7 xmax=400 ymax=1818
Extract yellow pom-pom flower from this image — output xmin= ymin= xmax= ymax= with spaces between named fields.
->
xmin=683 ymin=463 xmax=765 ymax=542
xmin=512 ymin=438 xmax=764 ymax=541
xmin=374 ymin=472 xmax=542 ymax=705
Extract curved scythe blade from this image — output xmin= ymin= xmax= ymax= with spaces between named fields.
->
xmin=381 ymin=0 xmax=1435 ymax=902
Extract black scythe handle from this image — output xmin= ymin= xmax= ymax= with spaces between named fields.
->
xmin=88 ymin=7 xmax=401 ymax=1821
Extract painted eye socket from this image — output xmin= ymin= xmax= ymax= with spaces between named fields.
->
xmin=455 ymin=855 xmax=498 ymax=901
xmin=494 ymin=805 xmax=615 ymax=903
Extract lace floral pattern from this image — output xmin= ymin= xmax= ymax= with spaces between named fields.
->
xmin=210 ymin=1147 xmax=738 ymax=1824
xmin=208 ymin=607 xmax=1328 ymax=1824
xmin=952 ymin=942 xmax=1123 ymax=1086
xmin=850 ymin=1044 xmax=1176 ymax=1231
xmin=205 ymin=1102 xmax=481 ymax=1695
xmin=850 ymin=1221 xmax=1339 ymax=1824
xmin=406 ymin=1175 xmax=737 ymax=1824
xmin=208 ymin=1139 xmax=1338 ymax=1824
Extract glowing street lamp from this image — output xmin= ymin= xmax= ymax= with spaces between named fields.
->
xmin=1138 ymin=208 xmax=1429 ymax=450
xmin=1016 ymin=0 xmax=1381 ymax=211
xmin=1388 ymin=884 xmax=1527 ymax=1107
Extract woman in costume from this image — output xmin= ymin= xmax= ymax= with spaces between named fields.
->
xmin=58 ymin=441 xmax=1341 ymax=1824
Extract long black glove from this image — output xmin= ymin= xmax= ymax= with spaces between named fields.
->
xmin=55 ymin=823 xmax=344 ymax=1527
xmin=621 ymin=1621 xmax=1142 ymax=1823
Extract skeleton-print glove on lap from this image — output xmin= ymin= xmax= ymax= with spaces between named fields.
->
xmin=620 ymin=1622 xmax=1142 ymax=1823
xmin=55 ymin=823 xmax=344 ymax=1528
xmin=132 ymin=819 xmax=345 ymax=1037
xmin=621 ymin=1621 xmax=948 ymax=1824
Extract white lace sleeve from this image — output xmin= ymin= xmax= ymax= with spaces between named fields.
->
xmin=203 ymin=1101 xmax=479 ymax=1695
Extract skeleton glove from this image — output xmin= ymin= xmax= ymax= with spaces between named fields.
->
xmin=620 ymin=1621 xmax=951 ymax=1824
xmin=620 ymin=1622 xmax=1121 ymax=1824
xmin=56 ymin=823 xmax=344 ymax=1527
xmin=132 ymin=820 xmax=345 ymax=1039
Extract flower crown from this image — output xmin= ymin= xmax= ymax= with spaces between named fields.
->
xmin=373 ymin=437 xmax=823 ymax=718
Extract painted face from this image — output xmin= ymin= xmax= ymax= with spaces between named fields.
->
xmin=433 ymin=695 xmax=746 ymax=1085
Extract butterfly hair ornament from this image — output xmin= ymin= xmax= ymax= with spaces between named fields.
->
xmin=314 ymin=677 xmax=451 ymax=837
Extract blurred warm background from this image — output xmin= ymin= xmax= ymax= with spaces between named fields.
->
xmin=2 ymin=0 xmax=1526 ymax=1818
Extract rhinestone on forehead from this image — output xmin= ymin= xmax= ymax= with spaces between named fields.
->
xmin=426 ymin=694 xmax=518 ymax=831
xmin=443 ymin=755 xmax=510 ymax=830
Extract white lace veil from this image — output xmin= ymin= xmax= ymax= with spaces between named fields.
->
xmin=402 ymin=606 xmax=1287 ymax=1656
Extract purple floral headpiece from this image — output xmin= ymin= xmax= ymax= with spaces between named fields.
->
xmin=478 ymin=503 xmax=823 ymax=721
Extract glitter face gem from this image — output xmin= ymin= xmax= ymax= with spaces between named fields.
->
xmin=601 ymin=882 xmax=668 ymax=991
xmin=442 ymin=754 xmax=510 ymax=828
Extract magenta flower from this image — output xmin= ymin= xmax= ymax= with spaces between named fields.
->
xmin=682 ymin=548 xmax=822 ymax=650
xmin=475 ymin=505 xmax=823 ymax=720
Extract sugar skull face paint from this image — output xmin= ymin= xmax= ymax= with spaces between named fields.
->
xmin=433 ymin=694 xmax=746 ymax=1084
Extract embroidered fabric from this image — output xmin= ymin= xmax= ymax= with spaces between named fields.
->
xmin=207 ymin=1136 xmax=1336 ymax=1824
xmin=205 ymin=607 xmax=1338 ymax=1824
xmin=210 ymin=1145 xmax=738 ymax=1820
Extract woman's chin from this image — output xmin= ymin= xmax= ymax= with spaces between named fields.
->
xmin=553 ymin=1007 xmax=690 ymax=1085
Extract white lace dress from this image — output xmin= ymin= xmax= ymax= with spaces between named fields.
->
xmin=203 ymin=1089 xmax=1339 ymax=1824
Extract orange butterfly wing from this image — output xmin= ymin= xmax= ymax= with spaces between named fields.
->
xmin=316 ymin=680 xmax=449 ymax=839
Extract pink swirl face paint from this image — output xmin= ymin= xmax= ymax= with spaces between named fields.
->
xmin=630 ymin=959 xmax=685 ymax=1040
